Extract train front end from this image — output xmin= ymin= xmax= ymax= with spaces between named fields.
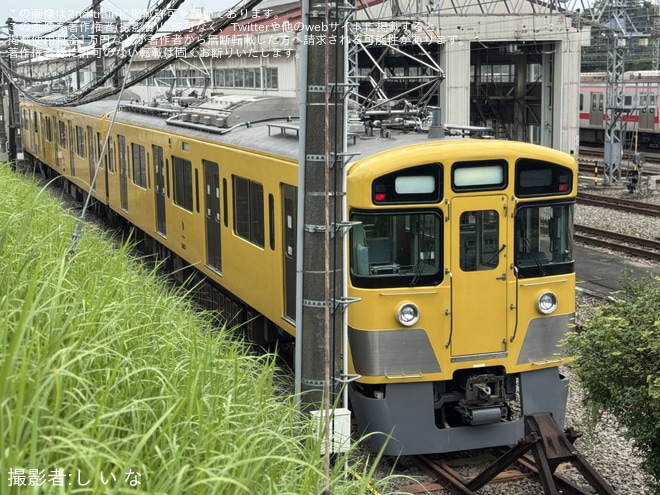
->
xmin=345 ymin=139 xmax=577 ymax=455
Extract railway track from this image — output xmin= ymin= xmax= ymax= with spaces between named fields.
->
xmin=578 ymin=192 xmax=660 ymax=216
xmin=397 ymin=414 xmax=617 ymax=495
xmin=402 ymin=453 xmax=577 ymax=494
xmin=574 ymin=224 xmax=660 ymax=262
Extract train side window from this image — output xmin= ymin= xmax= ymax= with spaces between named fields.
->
xmin=97 ymin=133 xmax=104 ymax=169
xmin=195 ymin=169 xmax=200 ymax=213
xmin=223 ymin=179 xmax=228 ymax=227
xmin=233 ymin=175 xmax=265 ymax=248
xmin=268 ymin=193 xmax=275 ymax=251
xmin=76 ymin=126 xmax=86 ymax=158
xmin=58 ymin=121 xmax=67 ymax=149
xmin=166 ymin=159 xmax=170 ymax=198
xmin=172 ymin=155 xmax=193 ymax=212
xmin=132 ymin=143 xmax=147 ymax=188
xmin=108 ymin=137 xmax=116 ymax=173
xmin=45 ymin=117 xmax=53 ymax=142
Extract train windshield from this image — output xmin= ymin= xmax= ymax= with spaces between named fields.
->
xmin=350 ymin=211 xmax=443 ymax=288
xmin=514 ymin=202 xmax=574 ymax=278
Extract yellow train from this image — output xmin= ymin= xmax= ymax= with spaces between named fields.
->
xmin=20 ymin=95 xmax=576 ymax=455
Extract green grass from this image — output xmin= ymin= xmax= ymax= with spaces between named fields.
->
xmin=0 ymin=164 xmax=387 ymax=495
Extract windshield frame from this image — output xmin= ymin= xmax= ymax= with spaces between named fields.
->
xmin=513 ymin=200 xmax=575 ymax=279
xmin=349 ymin=209 xmax=444 ymax=289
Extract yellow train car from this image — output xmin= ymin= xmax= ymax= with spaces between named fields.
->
xmin=345 ymin=140 xmax=575 ymax=454
xmin=20 ymin=96 xmax=576 ymax=455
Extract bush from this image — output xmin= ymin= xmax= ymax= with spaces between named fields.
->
xmin=567 ymin=271 xmax=660 ymax=492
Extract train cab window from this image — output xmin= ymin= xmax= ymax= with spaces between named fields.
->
xmin=233 ymin=176 xmax=265 ymax=248
xmin=350 ymin=211 xmax=442 ymax=288
xmin=514 ymin=202 xmax=574 ymax=278
xmin=459 ymin=210 xmax=500 ymax=271
xmin=173 ymin=156 xmax=193 ymax=212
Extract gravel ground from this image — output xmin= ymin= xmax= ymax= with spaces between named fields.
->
xmin=575 ymin=186 xmax=660 ymax=242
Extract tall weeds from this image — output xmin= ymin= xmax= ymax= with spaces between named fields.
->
xmin=0 ymin=165 xmax=381 ymax=495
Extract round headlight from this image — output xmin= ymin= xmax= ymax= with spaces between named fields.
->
xmin=397 ymin=302 xmax=420 ymax=327
xmin=537 ymin=291 xmax=558 ymax=314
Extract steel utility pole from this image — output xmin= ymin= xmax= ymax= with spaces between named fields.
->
xmin=3 ymin=18 xmax=22 ymax=165
xmin=603 ymin=0 xmax=644 ymax=184
xmin=93 ymin=1 xmax=105 ymax=83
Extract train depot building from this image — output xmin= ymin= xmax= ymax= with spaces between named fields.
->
xmin=48 ymin=0 xmax=590 ymax=156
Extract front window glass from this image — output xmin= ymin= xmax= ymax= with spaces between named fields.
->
xmin=459 ymin=210 xmax=500 ymax=272
xmin=350 ymin=211 xmax=442 ymax=288
xmin=514 ymin=203 xmax=574 ymax=278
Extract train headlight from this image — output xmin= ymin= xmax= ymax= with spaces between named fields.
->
xmin=537 ymin=291 xmax=558 ymax=314
xmin=397 ymin=302 xmax=420 ymax=327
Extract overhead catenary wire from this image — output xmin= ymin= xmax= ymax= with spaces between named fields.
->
xmin=67 ymin=0 xmax=155 ymax=256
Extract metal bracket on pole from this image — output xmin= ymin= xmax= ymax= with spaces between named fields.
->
xmin=328 ymin=82 xmax=359 ymax=99
xmin=330 ymin=151 xmax=360 ymax=169
xmin=334 ymin=220 xmax=361 ymax=238
xmin=305 ymin=221 xmax=362 ymax=238
xmin=336 ymin=373 xmax=361 ymax=384
xmin=309 ymin=3 xmax=356 ymax=24
xmin=333 ymin=295 xmax=361 ymax=313
xmin=303 ymin=296 xmax=361 ymax=314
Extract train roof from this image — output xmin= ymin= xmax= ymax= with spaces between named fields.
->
xmin=37 ymin=98 xmax=575 ymax=165
xmin=581 ymin=70 xmax=660 ymax=83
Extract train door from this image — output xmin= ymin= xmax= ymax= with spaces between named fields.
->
xmin=449 ymin=196 xmax=508 ymax=357
xmin=589 ymin=92 xmax=604 ymax=127
xmin=153 ymin=145 xmax=167 ymax=236
xmin=118 ymin=135 xmax=128 ymax=212
xmin=203 ymin=159 xmax=222 ymax=272
xmin=281 ymin=184 xmax=297 ymax=323
xmin=639 ymin=94 xmax=656 ymax=131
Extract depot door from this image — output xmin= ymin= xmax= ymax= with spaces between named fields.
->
xmin=449 ymin=196 xmax=508 ymax=358
xmin=590 ymin=92 xmax=604 ymax=127
xmin=639 ymin=94 xmax=656 ymax=131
